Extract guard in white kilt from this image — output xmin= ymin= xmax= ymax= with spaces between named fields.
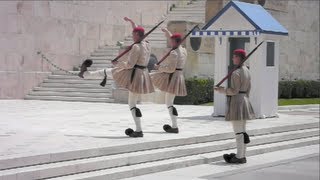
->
xmin=214 ymin=49 xmax=255 ymax=164
xmin=78 ymin=19 xmax=154 ymax=138
xmin=151 ymin=28 xmax=187 ymax=133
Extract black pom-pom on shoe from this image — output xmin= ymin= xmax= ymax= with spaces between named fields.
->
xmin=129 ymin=131 xmax=143 ymax=138
xmin=78 ymin=59 xmax=93 ymax=78
xmin=125 ymin=128 xmax=134 ymax=136
xmin=83 ymin=59 xmax=93 ymax=67
xmin=163 ymin=124 xmax=171 ymax=131
xmin=163 ymin=124 xmax=179 ymax=133
xmin=223 ymin=153 xmax=236 ymax=163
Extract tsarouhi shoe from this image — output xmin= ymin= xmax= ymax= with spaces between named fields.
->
xmin=129 ymin=131 xmax=143 ymax=138
xmin=223 ymin=153 xmax=236 ymax=163
xmin=229 ymin=156 xmax=247 ymax=164
xmin=163 ymin=124 xmax=179 ymax=133
xmin=125 ymin=128 xmax=143 ymax=138
xmin=78 ymin=59 xmax=92 ymax=78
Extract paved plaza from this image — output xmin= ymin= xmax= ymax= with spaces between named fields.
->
xmin=0 ymin=100 xmax=318 ymax=158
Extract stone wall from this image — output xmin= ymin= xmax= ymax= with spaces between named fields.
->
xmin=0 ymin=1 xmax=173 ymax=99
xmin=267 ymin=0 xmax=319 ymax=80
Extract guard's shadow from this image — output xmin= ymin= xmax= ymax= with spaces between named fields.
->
xmin=200 ymin=161 xmax=243 ymax=180
xmin=208 ymin=161 xmax=231 ymax=166
xmin=180 ymin=115 xmax=224 ymax=121
xmin=65 ymin=134 xmax=129 ymax=139
xmin=90 ymin=135 xmax=129 ymax=139
xmin=143 ymin=131 xmax=167 ymax=134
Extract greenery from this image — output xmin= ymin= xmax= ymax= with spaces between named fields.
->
xmin=201 ymin=99 xmax=319 ymax=106
xmin=278 ymin=98 xmax=320 ymax=106
xmin=174 ymin=77 xmax=214 ymax=105
xmin=176 ymin=78 xmax=320 ymax=105
xmin=279 ymin=80 xmax=320 ymax=98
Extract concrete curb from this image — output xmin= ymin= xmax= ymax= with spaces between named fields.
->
xmin=278 ymin=104 xmax=319 ymax=111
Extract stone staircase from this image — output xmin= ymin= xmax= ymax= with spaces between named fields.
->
xmin=0 ymin=122 xmax=318 ymax=180
xmin=25 ymin=46 xmax=119 ymax=103
xmin=25 ymin=0 xmax=206 ymax=103
xmin=123 ymin=0 xmax=206 ymax=48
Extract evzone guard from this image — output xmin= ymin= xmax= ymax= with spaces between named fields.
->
xmin=151 ymin=28 xmax=187 ymax=133
xmin=78 ymin=17 xmax=155 ymax=138
xmin=214 ymin=49 xmax=255 ymax=164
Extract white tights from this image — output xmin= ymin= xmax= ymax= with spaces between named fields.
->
xmin=165 ymin=93 xmax=178 ymax=128
xmin=128 ymin=92 xmax=142 ymax=132
xmin=83 ymin=68 xmax=113 ymax=79
xmin=83 ymin=69 xmax=142 ymax=132
xmin=231 ymin=120 xmax=247 ymax=158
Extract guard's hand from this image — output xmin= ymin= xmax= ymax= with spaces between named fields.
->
xmin=124 ymin=17 xmax=131 ymax=22
xmin=153 ymin=64 xmax=159 ymax=70
xmin=214 ymin=86 xmax=225 ymax=93
xmin=112 ymin=60 xmax=118 ymax=66
xmin=161 ymin=28 xmax=168 ymax=33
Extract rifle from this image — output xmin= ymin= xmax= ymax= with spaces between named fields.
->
xmin=112 ymin=19 xmax=165 ymax=63
xmin=156 ymin=24 xmax=199 ymax=65
xmin=215 ymin=41 xmax=264 ymax=87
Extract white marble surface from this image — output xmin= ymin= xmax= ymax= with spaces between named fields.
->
xmin=0 ymin=100 xmax=318 ymax=158
xmin=123 ymin=145 xmax=319 ymax=180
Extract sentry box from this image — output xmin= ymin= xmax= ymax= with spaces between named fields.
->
xmin=191 ymin=1 xmax=288 ymax=118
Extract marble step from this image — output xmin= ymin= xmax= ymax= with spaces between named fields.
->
xmin=40 ymin=82 xmax=112 ymax=88
xmin=123 ymin=145 xmax=319 ymax=180
xmin=43 ymin=79 xmax=111 ymax=84
xmin=1 ymin=128 xmax=318 ymax=180
xmin=0 ymin=122 xmax=318 ymax=171
xmin=48 ymin=75 xmax=113 ymax=80
xmin=89 ymin=56 xmax=115 ymax=60
xmin=29 ymin=136 xmax=320 ymax=180
xmin=33 ymin=87 xmax=112 ymax=93
xmin=29 ymin=91 xmax=112 ymax=98
xmin=25 ymin=95 xmax=114 ymax=103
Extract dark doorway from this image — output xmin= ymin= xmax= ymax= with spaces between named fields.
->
xmin=228 ymin=37 xmax=250 ymax=86
xmin=147 ymin=54 xmax=158 ymax=72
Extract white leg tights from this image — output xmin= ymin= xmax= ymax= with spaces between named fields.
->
xmin=165 ymin=93 xmax=178 ymax=128
xmin=83 ymin=68 xmax=113 ymax=79
xmin=231 ymin=120 xmax=247 ymax=158
xmin=128 ymin=92 xmax=142 ymax=132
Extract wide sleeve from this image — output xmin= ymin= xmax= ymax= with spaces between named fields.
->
xmin=246 ymin=81 xmax=251 ymax=97
xmin=158 ymin=50 xmax=178 ymax=73
xmin=225 ymin=71 xmax=241 ymax=96
xmin=117 ymin=44 xmax=140 ymax=69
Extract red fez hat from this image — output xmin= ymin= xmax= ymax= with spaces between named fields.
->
xmin=233 ymin=49 xmax=246 ymax=59
xmin=133 ymin=26 xmax=145 ymax=33
xmin=170 ymin=33 xmax=182 ymax=39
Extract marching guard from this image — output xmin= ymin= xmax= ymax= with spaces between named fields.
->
xmin=214 ymin=49 xmax=255 ymax=164
xmin=78 ymin=18 xmax=155 ymax=138
xmin=151 ymin=28 xmax=188 ymax=133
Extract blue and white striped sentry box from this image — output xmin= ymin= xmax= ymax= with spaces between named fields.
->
xmin=191 ymin=30 xmax=260 ymax=37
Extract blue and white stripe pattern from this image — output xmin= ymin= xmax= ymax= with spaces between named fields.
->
xmin=191 ymin=30 xmax=260 ymax=37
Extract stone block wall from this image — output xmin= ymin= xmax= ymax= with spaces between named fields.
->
xmin=0 ymin=1 xmax=172 ymax=99
xmin=267 ymin=0 xmax=319 ymax=80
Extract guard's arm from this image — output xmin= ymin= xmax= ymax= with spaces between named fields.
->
xmin=158 ymin=51 xmax=178 ymax=73
xmin=124 ymin=17 xmax=137 ymax=29
xmin=117 ymin=44 xmax=140 ymax=69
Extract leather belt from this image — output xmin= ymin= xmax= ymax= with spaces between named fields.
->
xmin=168 ymin=69 xmax=183 ymax=84
xmin=134 ymin=65 xmax=147 ymax=69
xmin=131 ymin=65 xmax=147 ymax=83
